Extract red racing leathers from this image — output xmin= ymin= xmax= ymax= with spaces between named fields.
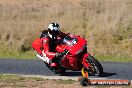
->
xmin=40 ymin=30 xmax=66 ymax=64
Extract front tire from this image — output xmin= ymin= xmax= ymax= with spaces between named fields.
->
xmin=86 ymin=55 xmax=103 ymax=76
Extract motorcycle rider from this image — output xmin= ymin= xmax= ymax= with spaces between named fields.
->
xmin=40 ymin=23 xmax=66 ymax=65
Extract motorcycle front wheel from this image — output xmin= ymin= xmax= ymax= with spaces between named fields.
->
xmin=86 ymin=55 xmax=103 ymax=76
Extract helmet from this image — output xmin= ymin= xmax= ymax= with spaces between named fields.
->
xmin=48 ymin=23 xmax=60 ymax=39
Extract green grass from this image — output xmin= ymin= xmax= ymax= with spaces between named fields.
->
xmin=0 ymin=50 xmax=132 ymax=62
xmin=0 ymin=50 xmax=35 ymax=60
xmin=0 ymin=74 xmax=45 ymax=87
xmin=0 ymin=74 xmax=77 ymax=86
xmin=95 ymin=54 xmax=132 ymax=62
xmin=0 ymin=74 xmax=27 ymax=82
xmin=56 ymin=79 xmax=75 ymax=84
xmin=0 ymin=74 xmax=75 ymax=84
xmin=0 ymin=43 xmax=35 ymax=59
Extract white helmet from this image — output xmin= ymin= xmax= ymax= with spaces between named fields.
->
xmin=48 ymin=23 xmax=60 ymax=39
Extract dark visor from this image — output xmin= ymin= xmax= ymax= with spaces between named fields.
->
xmin=48 ymin=29 xmax=59 ymax=35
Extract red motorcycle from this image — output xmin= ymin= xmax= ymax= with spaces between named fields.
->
xmin=32 ymin=33 xmax=103 ymax=76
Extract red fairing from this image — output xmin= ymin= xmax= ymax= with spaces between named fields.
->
xmin=82 ymin=53 xmax=90 ymax=68
xmin=67 ymin=56 xmax=80 ymax=70
xmin=60 ymin=57 xmax=72 ymax=68
xmin=56 ymin=45 xmax=65 ymax=53
xmin=32 ymin=38 xmax=42 ymax=55
xmin=64 ymin=35 xmax=87 ymax=56
xmin=50 ymin=62 xmax=58 ymax=67
xmin=56 ymin=35 xmax=89 ymax=70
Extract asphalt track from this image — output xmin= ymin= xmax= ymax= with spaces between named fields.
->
xmin=0 ymin=58 xmax=132 ymax=80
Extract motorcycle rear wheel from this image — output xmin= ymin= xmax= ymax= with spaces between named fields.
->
xmin=86 ymin=55 xmax=103 ymax=76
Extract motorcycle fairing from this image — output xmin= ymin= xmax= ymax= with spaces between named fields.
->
xmin=61 ymin=35 xmax=87 ymax=56
xmin=82 ymin=53 xmax=90 ymax=68
xmin=32 ymin=38 xmax=42 ymax=55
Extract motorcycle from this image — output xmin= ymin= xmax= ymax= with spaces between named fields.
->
xmin=32 ymin=33 xmax=103 ymax=76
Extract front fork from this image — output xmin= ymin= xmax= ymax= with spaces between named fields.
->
xmin=80 ymin=53 xmax=92 ymax=86
xmin=81 ymin=53 xmax=90 ymax=78
xmin=81 ymin=67 xmax=89 ymax=78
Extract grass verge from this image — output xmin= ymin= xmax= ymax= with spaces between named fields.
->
xmin=0 ymin=74 xmax=131 ymax=88
xmin=0 ymin=74 xmax=76 ymax=88
xmin=0 ymin=49 xmax=132 ymax=62
xmin=0 ymin=50 xmax=35 ymax=60
xmin=95 ymin=54 xmax=132 ymax=62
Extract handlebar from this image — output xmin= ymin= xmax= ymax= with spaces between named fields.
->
xmin=57 ymin=49 xmax=69 ymax=59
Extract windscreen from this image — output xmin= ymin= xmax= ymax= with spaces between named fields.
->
xmin=63 ymin=35 xmax=78 ymax=46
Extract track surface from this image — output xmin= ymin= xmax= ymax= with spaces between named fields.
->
xmin=0 ymin=59 xmax=132 ymax=80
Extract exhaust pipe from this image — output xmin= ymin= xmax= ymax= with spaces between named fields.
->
xmin=36 ymin=54 xmax=49 ymax=64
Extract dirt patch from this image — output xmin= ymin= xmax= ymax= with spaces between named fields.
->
xmin=0 ymin=79 xmax=80 ymax=88
xmin=0 ymin=79 xmax=131 ymax=88
xmin=0 ymin=74 xmax=131 ymax=88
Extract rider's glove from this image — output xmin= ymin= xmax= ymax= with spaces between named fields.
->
xmin=55 ymin=53 xmax=62 ymax=58
xmin=52 ymin=53 xmax=62 ymax=63
xmin=40 ymin=47 xmax=44 ymax=50
xmin=55 ymin=50 xmax=68 ymax=58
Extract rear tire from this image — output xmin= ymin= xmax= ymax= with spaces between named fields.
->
xmin=87 ymin=55 xmax=103 ymax=76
